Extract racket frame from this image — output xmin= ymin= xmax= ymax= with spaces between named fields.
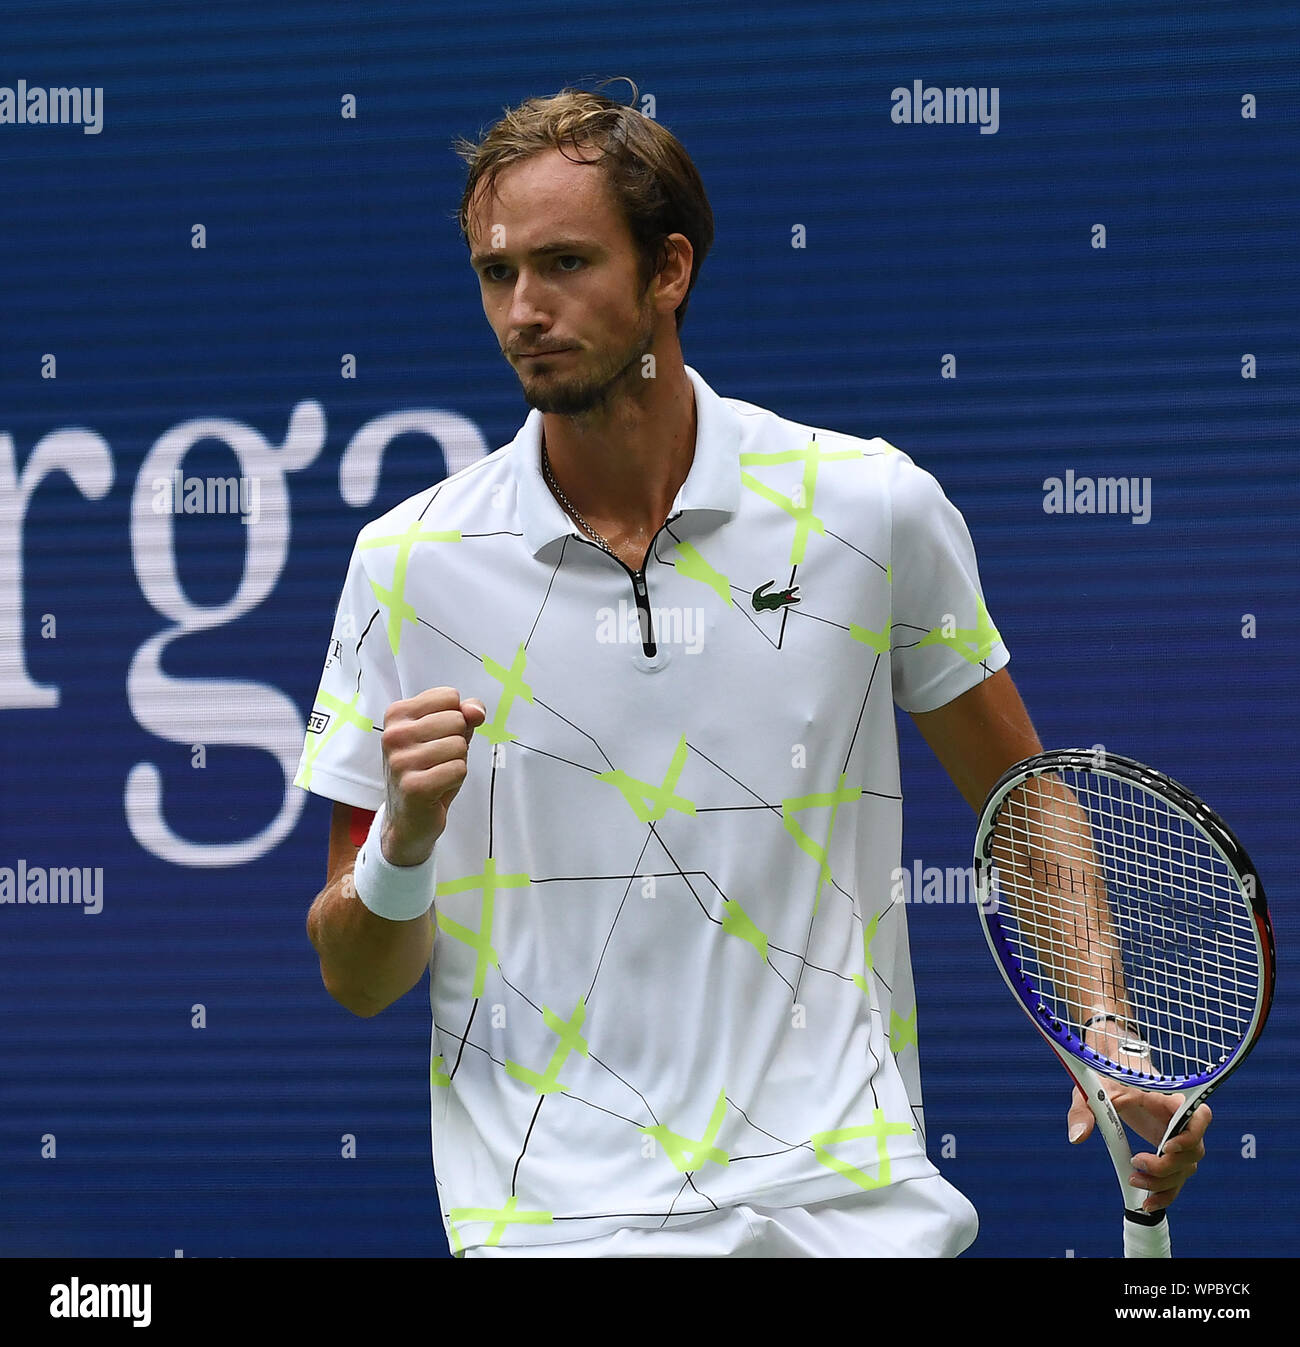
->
xmin=972 ymin=749 xmax=1275 ymax=1257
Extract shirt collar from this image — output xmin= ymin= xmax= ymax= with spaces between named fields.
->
xmin=513 ymin=362 xmax=742 ymax=558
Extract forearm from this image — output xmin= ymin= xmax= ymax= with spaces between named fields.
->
xmin=307 ymin=868 xmax=434 ymax=1017
xmin=993 ymin=774 xmax=1133 ymax=1033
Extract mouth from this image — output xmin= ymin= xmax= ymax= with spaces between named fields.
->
xmin=518 ymin=348 xmax=576 ymax=360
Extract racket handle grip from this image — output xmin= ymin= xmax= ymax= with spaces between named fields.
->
xmin=1123 ymin=1209 xmax=1171 ymax=1258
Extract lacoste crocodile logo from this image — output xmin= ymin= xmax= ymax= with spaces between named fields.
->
xmin=751 ymin=580 xmax=801 ymax=612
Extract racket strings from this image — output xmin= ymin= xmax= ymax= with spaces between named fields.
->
xmin=990 ymin=770 xmax=1258 ymax=1084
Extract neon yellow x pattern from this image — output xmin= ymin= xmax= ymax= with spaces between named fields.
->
xmin=359 ymin=517 xmax=461 ymax=654
xmin=739 ymin=437 xmax=861 ymax=565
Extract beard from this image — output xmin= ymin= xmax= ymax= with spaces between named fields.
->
xmin=514 ymin=296 xmax=657 ymax=418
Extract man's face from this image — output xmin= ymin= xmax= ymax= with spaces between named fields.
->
xmin=467 ymin=147 xmax=661 ymax=416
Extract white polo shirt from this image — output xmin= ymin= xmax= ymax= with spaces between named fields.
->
xmin=295 ymin=363 xmax=1010 ymax=1255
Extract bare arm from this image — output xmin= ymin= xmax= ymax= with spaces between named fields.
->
xmin=986 ymin=771 xmax=1139 ymax=1049
xmin=911 ymin=671 xmax=1134 ymax=1041
xmin=908 ymin=667 xmax=1043 ymax=812
xmin=306 ymin=801 xmax=434 ymax=1018
xmin=305 ymin=687 xmax=487 ymax=1018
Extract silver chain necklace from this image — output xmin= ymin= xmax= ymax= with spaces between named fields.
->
xmin=541 ymin=442 xmax=617 ymax=559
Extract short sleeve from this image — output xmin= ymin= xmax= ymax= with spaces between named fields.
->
xmin=292 ymin=538 xmax=399 ymax=810
xmin=887 ymin=451 xmax=1010 ymax=713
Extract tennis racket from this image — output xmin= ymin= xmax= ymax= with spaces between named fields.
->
xmin=972 ymin=749 xmax=1275 ymax=1257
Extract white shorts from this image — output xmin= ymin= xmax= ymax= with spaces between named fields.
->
xmin=460 ymin=1173 xmax=978 ymax=1258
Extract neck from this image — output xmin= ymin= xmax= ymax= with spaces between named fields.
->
xmin=540 ymin=355 xmax=696 ymax=544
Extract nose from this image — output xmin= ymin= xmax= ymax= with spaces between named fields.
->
xmin=506 ymin=267 xmax=554 ymax=338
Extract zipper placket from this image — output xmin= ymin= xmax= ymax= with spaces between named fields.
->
xmin=571 ymin=511 xmax=682 ymax=658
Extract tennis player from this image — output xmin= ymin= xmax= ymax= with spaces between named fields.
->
xmin=298 ymin=82 xmax=1210 ymax=1257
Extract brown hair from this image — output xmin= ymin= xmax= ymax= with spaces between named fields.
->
xmin=451 ymin=78 xmax=714 ymax=333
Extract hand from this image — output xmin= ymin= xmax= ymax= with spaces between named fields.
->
xmin=1067 ymin=1083 xmax=1211 ymax=1212
xmin=380 ymin=688 xmax=487 ymax=866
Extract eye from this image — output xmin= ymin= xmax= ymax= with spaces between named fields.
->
xmin=555 ymin=255 xmax=584 ymax=272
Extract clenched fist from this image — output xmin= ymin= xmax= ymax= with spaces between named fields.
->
xmin=380 ymin=688 xmax=487 ymax=866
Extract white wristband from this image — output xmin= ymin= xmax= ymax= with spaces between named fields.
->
xmin=352 ymin=802 xmax=438 ymax=921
